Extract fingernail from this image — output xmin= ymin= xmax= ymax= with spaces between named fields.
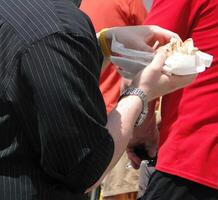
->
xmin=125 ymin=162 xmax=132 ymax=169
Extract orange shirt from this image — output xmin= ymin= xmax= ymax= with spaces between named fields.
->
xmin=80 ymin=0 xmax=147 ymax=113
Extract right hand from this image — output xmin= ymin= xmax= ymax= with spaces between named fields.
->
xmin=131 ymin=48 xmax=198 ymax=101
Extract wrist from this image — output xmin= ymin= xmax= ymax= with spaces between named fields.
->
xmin=119 ymin=87 xmax=148 ymax=127
xmin=132 ymin=84 xmax=152 ymax=102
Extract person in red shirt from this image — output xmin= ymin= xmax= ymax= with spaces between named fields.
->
xmin=128 ymin=0 xmax=218 ymax=199
xmin=80 ymin=1 xmax=147 ymax=199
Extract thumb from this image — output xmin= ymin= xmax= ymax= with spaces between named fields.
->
xmin=147 ymin=47 xmax=168 ymax=70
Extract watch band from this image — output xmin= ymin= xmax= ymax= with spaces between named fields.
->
xmin=119 ymin=87 xmax=148 ymax=127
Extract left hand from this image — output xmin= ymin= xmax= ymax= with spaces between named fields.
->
xmin=127 ymin=101 xmax=159 ymax=169
xmin=104 ymin=25 xmax=179 ymax=53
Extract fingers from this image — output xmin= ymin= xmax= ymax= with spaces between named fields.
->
xmin=126 ymin=149 xmax=141 ymax=169
xmin=130 ymin=157 xmax=141 ymax=169
xmin=129 ymin=40 xmax=154 ymax=52
xmin=149 ymin=25 xmax=180 ymax=46
xmin=148 ymin=47 xmax=168 ymax=70
xmin=146 ymin=145 xmax=157 ymax=158
xmin=154 ymin=25 xmax=180 ymax=39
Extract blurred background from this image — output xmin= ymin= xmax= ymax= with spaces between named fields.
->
xmin=144 ymin=0 xmax=153 ymax=11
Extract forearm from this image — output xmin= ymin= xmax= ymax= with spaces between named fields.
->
xmin=106 ymin=96 xmax=143 ymax=168
xmin=86 ymin=95 xmax=143 ymax=191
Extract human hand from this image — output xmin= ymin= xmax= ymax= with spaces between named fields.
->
xmin=105 ymin=25 xmax=179 ymax=53
xmin=131 ymin=47 xmax=198 ymax=101
xmin=126 ymin=102 xmax=159 ymax=169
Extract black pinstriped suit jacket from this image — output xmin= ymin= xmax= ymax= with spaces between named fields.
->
xmin=0 ymin=0 xmax=114 ymax=199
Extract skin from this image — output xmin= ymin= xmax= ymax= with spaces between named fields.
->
xmin=87 ymin=26 xmax=197 ymax=192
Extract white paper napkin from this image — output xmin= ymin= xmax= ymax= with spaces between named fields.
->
xmin=110 ymin=35 xmax=213 ymax=78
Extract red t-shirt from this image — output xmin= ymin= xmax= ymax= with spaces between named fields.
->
xmin=145 ymin=0 xmax=218 ymax=189
xmin=80 ymin=0 xmax=147 ymax=113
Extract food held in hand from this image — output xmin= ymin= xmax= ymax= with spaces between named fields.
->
xmin=163 ymin=38 xmax=213 ymax=75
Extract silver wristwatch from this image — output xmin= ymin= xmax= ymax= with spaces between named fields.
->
xmin=119 ymin=87 xmax=148 ymax=127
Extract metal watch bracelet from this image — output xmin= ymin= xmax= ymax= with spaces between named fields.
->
xmin=119 ymin=87 xmax=148 ymax=127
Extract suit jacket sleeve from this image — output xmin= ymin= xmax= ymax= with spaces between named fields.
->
xmin=20 ymin=32 xmax=114 ymax=192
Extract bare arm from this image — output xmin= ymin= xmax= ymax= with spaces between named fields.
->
xmin=87 ymin=47 xmax=197 ymax=191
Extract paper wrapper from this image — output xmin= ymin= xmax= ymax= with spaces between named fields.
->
xmin=110 ymin=34 xmax=154 ymax=79
xmin=163 ymin=38 xmax=213 ymax=75
xmin=110 ymin=35 xmax=213 ymax=78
